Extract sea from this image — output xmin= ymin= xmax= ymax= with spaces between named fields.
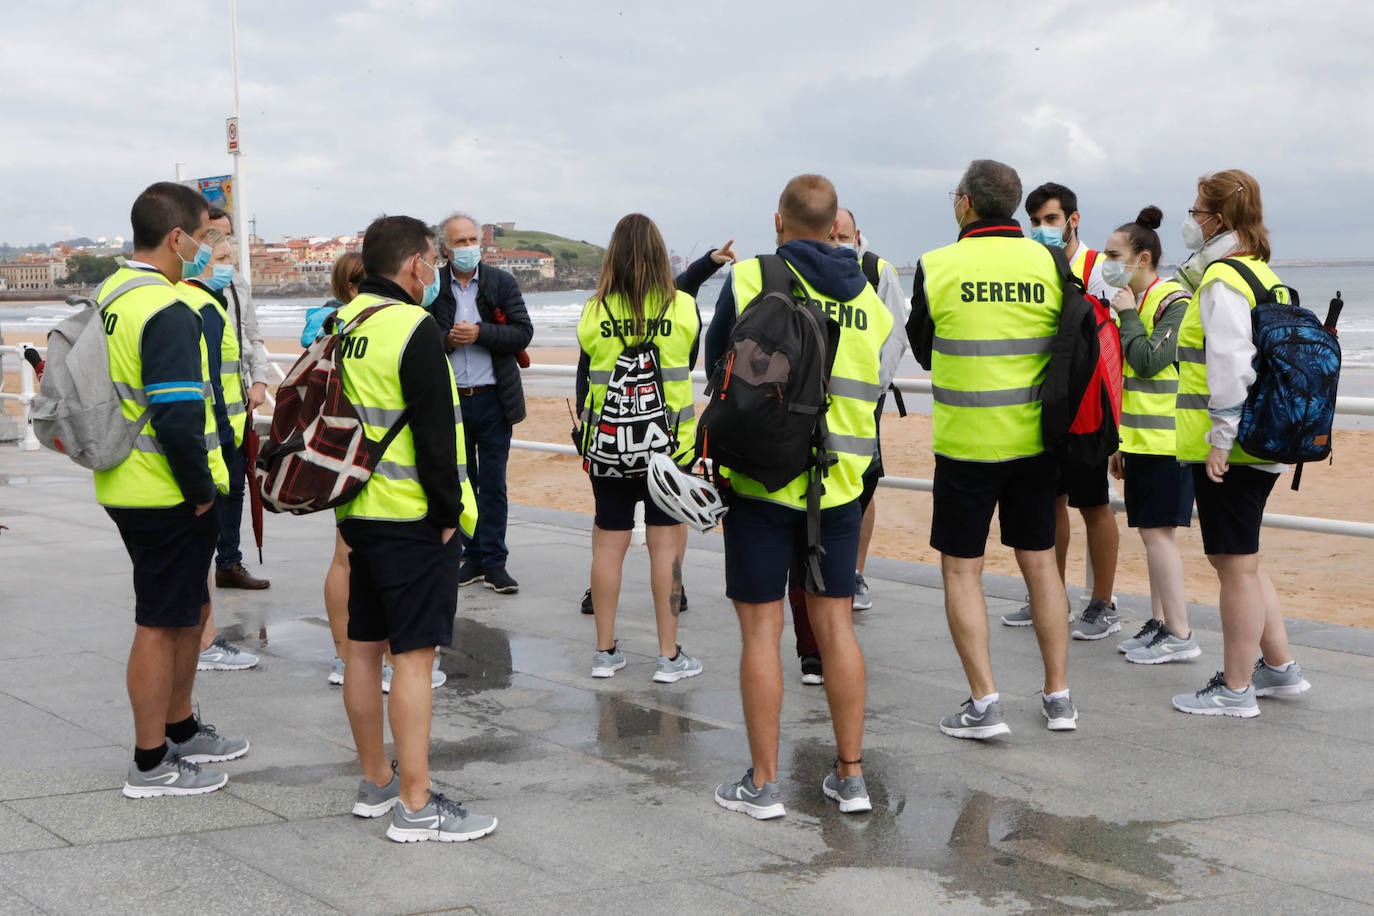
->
xmin=5 ymin=265 xmax=1374 ymax=400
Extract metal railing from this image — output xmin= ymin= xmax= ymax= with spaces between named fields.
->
xmin=4 ymin=346 xmax=1372 ymax=538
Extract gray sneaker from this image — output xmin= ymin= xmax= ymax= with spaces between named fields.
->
xmin=1002 ymin=594 xmax=1074 ymax=627
xmin=652 ymin=646 xmax=703 ymax=683
xmin=328 ymin=656 xmax=345 ymax=686
xmin=171 ymin=715 xmax=249 ymax=763
xmin=386 ymin=791 xmax=498 ymax=843
xmin=197 ymin=637 xmax=259 ymax=671
xmin=1117 ymin=618 xmax=1164 ymax=654
xmin=822 ymin=769 xmax=872 ymax=813
xmin=1072 ymin=599 xmax=1121 ymax=640
xmin=853 ymin=573 xmax=872 ymax=611
xmin=714 ymin=768 xmax=785 ymax=819
xmin=1125 ymin=626 xmax=1201 ymax=665
xmin=380 ymin=660 xmax=446 ymax=694
xmin=1251 ymin=658 xmax=1312 ymax=698
xmin=123 ymin=750 xmax=227 ymax=798
xmin=353 ymin=763 xmax=400 ymax=817
xmin=1040 ymin=692 xmax=1079 ymax=731
xmin=1172 ymin=671 xmax=1259 ymax=718
xmin=939 ymin=698 xmax=1011 ymax=739
xmin=591 ymin=643 xmax=627 ymax=678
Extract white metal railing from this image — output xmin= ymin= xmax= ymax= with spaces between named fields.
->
xmin=4 ymin=347 xmax=1373 ymax=538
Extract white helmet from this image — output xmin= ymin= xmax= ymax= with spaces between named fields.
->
xmin=647 ymin=452 xmax=728 ymax=532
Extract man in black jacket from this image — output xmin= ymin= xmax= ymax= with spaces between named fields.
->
xmin=432 ymin=214 xmax=534 ymax=594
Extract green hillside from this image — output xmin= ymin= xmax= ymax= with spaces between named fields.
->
xmin=492 ymin=229 xmax=604 ymax=269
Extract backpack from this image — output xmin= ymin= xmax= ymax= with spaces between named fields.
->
xmin=1041 ymin=247 xmax=1123 ymax=465
xmin=30 ymin=277 xmax=168 ymax=470
xmin=580 ymin=299 xmax=675 ymax=479
xmin=256 ymin=302 xmax=411 ymax=514
xmin=1222 ymin=259 xmax=1341 ymax=490
xmin=696 ymin=254 xmax=840 ymax=590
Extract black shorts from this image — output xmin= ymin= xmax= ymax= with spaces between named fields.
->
xmin=590 ymin=475 xmax=677 ymax=531
xmin=723 ymin=497 xmax=862 ymax=602
xmin=1191 ymin=464 xmax=1278 ymax=556
xmin=1057 ymin=454 xmax=1110 ymax=508
xmin=106 ymin=504 xmax=219 ymax=628
xmin=1123 ymin=453 xmax=1194 ymax=529
xmin=859 ymin=463 xmax=881 ymax=512
xmin=931 ymin=454 xmax=1057 ymax=558
xmin=339 ymin=519 xmax=461 ymax=654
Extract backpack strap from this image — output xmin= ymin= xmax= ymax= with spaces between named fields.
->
xmin=97 ymin=275 xmax=169 ymax=309
xmin=1152 ymin=289 xmax=1191 ymax=326
xmin=861 ymin=251 xmax=880 ymax=291
xmin=1217 ymin=258 xmax=1274 ymax=304
xmin=1080 ymin=248 xmax=1098 ymax=287
xmin=758 ymin=253 xmax=800 ymax=296
xmin=888 ymin=383 xmax=907 ymax=417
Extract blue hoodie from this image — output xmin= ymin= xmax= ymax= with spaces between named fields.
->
xmin=705 ymin=239 xmax=868 ymax=371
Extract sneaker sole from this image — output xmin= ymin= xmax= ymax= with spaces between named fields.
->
xmin=652 ymin=666 xmax=703 ymax=683
xmin=1126 ymin=646 xmax=1202 ymax=665
xmin=1171 ymin=699 xmax=1260 ymax=717
xmin=1043 ymin=710 xmax=1079 ymax=731
xmin=352 ymin=798 xmax=399 ymax=818
xmin=852 ymin=599 xmax=872 ymax=611
xmin=122 ymin=772 xmax=228 ymax=798
xmin=484 ymin=582 xmax=519 ymax=594
xmin=458 ymin=574 xmax=485 ymax=586
xmin=939 ymin=722 xmax=1011 ymax=740
xmin=328 ymin=672 xmax=344 ymax=686
xmin=800 ymin=673 xmax=824 ymax=686
xmin=1001 ymin=616 xmax=1034 ymax=627
xmin=1072 ymin=622 xmax=1123 ymax=640
xmin=822 ymin=783 xmax=873 ymax=813
xmin=196 ymin=660 xmax=258 ymax=671
xmin=713 ymin=794 xmax=786 ymax=820
xmin=590 ymin=661 xmax=627 ymax=678
xmin=1254 ymin=679 xmax=1311 ymax=698
xmin=180 ymin=740 xmax=250 ymax=764
xmin=386 ymin=818 xmax=498 ymax=843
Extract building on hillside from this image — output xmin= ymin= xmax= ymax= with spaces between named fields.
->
xmin=0 ymin=260 xmax=66 ymax=289
xmin=487 ymin=249 xmax=555 ymax=279
xmin=497 ymin=222 xmax=515 ymax=232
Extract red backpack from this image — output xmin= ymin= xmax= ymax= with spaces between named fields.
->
xmin=256 ymin=302 xmax=410 ymax=514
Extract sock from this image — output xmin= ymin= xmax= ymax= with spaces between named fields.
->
xmin=165 ymin=715 xmax=198 ymax=744
xmin=598 ymin=646 xmax=617 ymax=654
xmin=1264 ymin=659 xmax=1294 ymax=672
xmin=668 ymin=649 xmax=681 ymax=662
xmin=1045 ymin=689 xmax=1071 ymax=701
xmin=971 ymin=693 xmax=999 ymax=714
xmin=134 ymin=743 xmax=169 ymax=772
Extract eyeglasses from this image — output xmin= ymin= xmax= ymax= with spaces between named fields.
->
xmin=1187 ymin=208 xmax=1215 ymax=219
xmin=948 ymin=190 xmax=963 ymax=204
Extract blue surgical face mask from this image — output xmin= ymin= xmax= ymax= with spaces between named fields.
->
xmin=418 ymin=257 xmax=440 ymax=308
xmin=451 ymin=245 xmax=481 ymax=272
xmin=178 ymin=230 xmax=213 ymax=279
xmin=1101 ymin=258 xmax=1137 ymax=289
xmin=1030 ymin=224 xmax=1067 ymax=248
xmin=205 ymin=263 xmax=235 ymax=291
xmin=834 ymin=241 xmax=856 ymax=251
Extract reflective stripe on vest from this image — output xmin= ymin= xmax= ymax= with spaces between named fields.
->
xmin=721 ymin=256 xmax=891 ymax=510
xmin=1120 ymin=278 xmax=1186 ymax=456
xmin=919 ymin=234 xmax=1062 ymax=462
xmin=1175 ymin=257 xmax=1279 ymax=463
xmin=93 ymin=267 xmax=229 ymax=508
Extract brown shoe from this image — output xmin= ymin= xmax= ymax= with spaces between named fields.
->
xmin=215 ymin=562 xmax=271 ymax=590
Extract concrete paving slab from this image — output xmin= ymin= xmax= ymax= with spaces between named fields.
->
xmin=476 ymin=877 xmax=782 ymax=916
xmin=6 ymin=786 xmax=283 ymax=845
xmin=0 ymin=803 xmax=68 ymax=854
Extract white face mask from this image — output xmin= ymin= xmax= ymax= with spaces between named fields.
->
xmin=1180 ymin=215 xmax=1206 ymax=251
xmin=1101 ymin=258 xmax=1138 ymax=289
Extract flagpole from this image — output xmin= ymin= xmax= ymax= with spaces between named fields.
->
xmin=228 ymin=0 xmax=252 ymax=293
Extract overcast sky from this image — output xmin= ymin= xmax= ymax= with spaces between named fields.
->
xmin=4 ymin=0 xmax=1372 ymax=264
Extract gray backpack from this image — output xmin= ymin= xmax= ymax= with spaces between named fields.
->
xmin=30 ymin=277 xmax=166 ymax=470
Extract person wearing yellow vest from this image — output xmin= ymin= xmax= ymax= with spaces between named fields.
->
xmin=909 ymin=160 xmax=1076 ymax=740
xmin=1169 ymin=170 xmax=1311 ymax=718
xmin=176 ymin=229 xmax=263 ymax=674
xmin=99 ymin=182 xmax=246 ymax=799
xmin=1019 ymin=181 xmax=1122 ymax=640
xmin=334 ymin=215 xmax=495 ymax=843
xmin=706 ymin=174 xmax=891 ymax=819
xmin=1100 ymin=207 xmax=1199 ymax=664
xmin=575 ymin=213 xmax=708 ymax=686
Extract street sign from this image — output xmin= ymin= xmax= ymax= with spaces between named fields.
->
xmin=226 ymin=117 xmax=240 ymax=154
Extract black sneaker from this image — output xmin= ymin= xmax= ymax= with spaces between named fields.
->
xmin=580 ymin=588 xmax=594 ymax=615
xmin=458 ymin=560 xmax=484 ymax=587
xmin=483 ymin=567 xmax=519 ymax=594
xmin=800 ymin=655 xmax=824 ymax=686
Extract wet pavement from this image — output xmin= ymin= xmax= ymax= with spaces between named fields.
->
xmin=2 ymin=447 xmax=1374 ymax=915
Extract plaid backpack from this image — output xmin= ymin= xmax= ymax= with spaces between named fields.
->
xmin=256 ymin=301 xmax=409 ymax=514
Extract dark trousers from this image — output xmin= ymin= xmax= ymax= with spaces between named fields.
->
xmin=215 ymin=439 xmax=245 ymax=569
xmin=459 ymin=389 xmax=513 ymax=571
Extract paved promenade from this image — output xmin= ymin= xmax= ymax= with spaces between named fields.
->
xmin=2 ymin=447 xmax=1373 ymax=915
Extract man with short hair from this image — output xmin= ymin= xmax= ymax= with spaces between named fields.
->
xmin=909 ymin=159 xmax=1078 ymax=740
xmin=706 ymin=174 xmax=894 ymax=819
xmin=1020 ymin=182 xmax=1121 ymax=639
xmin=336 ymin=215 xmax=495 ymax=843
xmin=205 ymin=206 xmax=271 ymax=591
xmin=431 ymin=213 xmax=533 ymax=596
xmin=99 ymin=182 xmax=249 ymax=798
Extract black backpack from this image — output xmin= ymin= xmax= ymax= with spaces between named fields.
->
xmin=580 ymin=299 xmax=676 ymax=479
xmin=697 ymin=254 xmax=840 ymax=590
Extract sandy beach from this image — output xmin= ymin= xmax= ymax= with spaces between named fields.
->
xmin=5 ymin=336 xmax=1371 ymax=629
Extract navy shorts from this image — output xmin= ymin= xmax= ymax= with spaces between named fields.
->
xmin=931 ymin=454 xmax=1057 ymax=558
xmin=590 ymin=475 xmax=677 ymax=531
xmin=1123 ymin=453 xmax=1194 ymax=529
xmin=1191 ymin=464 xmax=1278 ymax=556
xmin=1057 ymin=454 xmax=1110 ymax=508
xmin=339 ymin=519 xmax=461 ymax=654
xmin=107 ymin=504 xmax=219 ymax=628
xmin=723 ymin=497 xmax=862 ymax=602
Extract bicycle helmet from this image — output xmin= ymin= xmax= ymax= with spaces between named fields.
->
xmin=647 ymin=452 xmax=728 ymax=532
